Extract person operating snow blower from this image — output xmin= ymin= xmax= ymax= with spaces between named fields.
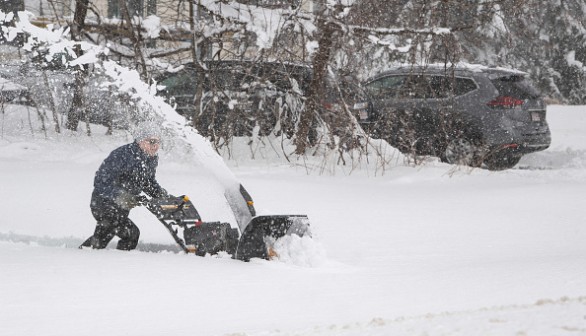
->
xmin=79 ymin=122 xmax=311 ymax=260
xmin=80 ymin=121 xmax=172 ymax=250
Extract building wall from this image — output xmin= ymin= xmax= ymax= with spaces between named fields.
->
xmin=20 ymin=0 xmax=313 ymax=63
xmin=23 ymin=0 xmax=73 ymax=17
xmin=21 ymin=0 xmax=314 ymax=23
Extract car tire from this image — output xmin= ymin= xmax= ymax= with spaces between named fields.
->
xmin=441 ymin=138 xmax=481 ymax=167
xmin=387 ymin=109 xmax=416 ymax=154
xmin=483 ymin=151 xmax=522 ymax=171
xmin=257 ymin=98 xmax=279 ymax=136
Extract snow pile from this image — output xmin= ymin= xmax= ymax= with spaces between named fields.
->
xmin=518 ymin=105 xmax=586 ymax=170
xmin=271 ymin=234 xmax=328 ymax=267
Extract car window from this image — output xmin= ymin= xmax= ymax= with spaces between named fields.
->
xmin=206 ymin=65 xmax=308 ymax=93
xmin=160 ymin=71 xmax=196 ymax=93
xmin=209 ymin=69 xmax=250 ymax=91
xmin=454 ymin=77 xmax=477 ymax=95
xmin=365 ymin=75 xmax=406 ymax=99
xmin=255 ymin=65 xmax=310 ymax=92
xmin=265 ymin=71 xmax=300 ymax=91
xmin=399 ymin=75 xmax=433 ymax=99
xmin=326 ymin=76 xmax=368 ymax=103
xmin=427 ymin=76 xmax=478 ymax=98
xmin=491 ymin=75 xmax=540 ymax=99
xmin=428 ymin=76 xmax=452 ymax=98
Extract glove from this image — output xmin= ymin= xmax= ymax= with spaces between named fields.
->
xmin=134 ymin=195 xmax=149 ymax=206
xmin=117 ymin=193 xmax=148 ymax=210
xmin=160 ymin=188 xmax=170 ymax=199
xmin=159 ymin=190 xmax=178 ymax=201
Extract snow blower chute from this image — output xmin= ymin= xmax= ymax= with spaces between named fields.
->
xmin=145 ymin=194 xmax=311 ymax=261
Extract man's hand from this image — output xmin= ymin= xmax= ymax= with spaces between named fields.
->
xmin=158 ymin=188 xmax=172 ymax=199
xmin=134 ymin=195 xmax=149 ymax=207
xmin=157 ymin=189 xmax=177 ymax=200
xmin=117 ymin=193 xmax=148 ymax=209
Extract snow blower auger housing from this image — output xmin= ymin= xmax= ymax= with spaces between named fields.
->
xmin=234 ymin=215 xmax=311 ymax=261
xmin=145 ymin=195 xmax=311 ymax=261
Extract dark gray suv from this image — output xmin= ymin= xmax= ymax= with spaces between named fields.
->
xmin=359 ymin=64 xmax=551 ymax=170
xmin=158 ymin=61 xmax=312 ymax=138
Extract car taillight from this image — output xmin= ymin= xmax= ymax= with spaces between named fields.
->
xmin=487 ymin=96 xmax=524 ymax=109
xmin=323 ymin=102 xmax=342 ymax=112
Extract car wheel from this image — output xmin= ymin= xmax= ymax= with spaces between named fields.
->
xmin=483 ymin=152 xmax=522 ymax=171
xmin=387 ymin=110 xmax=416 ymax=154
xmin=257 ymin=98 xmax=279 ymax=136
xmin=442 ymin=138 xmax=479 ymax=166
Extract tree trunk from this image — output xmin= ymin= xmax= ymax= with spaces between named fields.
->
xmin=294 ymin=19 xmax=337 ymax=154
xmin=42 ymin=70 xmax=61 ymax=134
xmin=66 ymin=0 xmax=89 ymax=131
xmin=190 ymin=1 xmax=209 ymax=130
xmin=119 ymin=0 xmax=149 ymax=80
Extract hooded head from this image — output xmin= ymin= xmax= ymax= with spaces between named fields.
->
xmin=133 ymin=121 xmax=163 ymax=157
xmin=133 ymin=121 xmax=163 ymax=142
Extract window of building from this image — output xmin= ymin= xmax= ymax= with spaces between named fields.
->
xmin=108 ymin=0 xmax=156 ymax=18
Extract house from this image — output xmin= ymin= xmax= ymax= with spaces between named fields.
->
xmin=22 ymin=0 xmax=314 ymax=22
xmin=18 ymin=0 xmax=315 ymax=63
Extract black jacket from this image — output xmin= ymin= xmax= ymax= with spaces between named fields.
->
xmin=91 ymin=142 xmax=165 ymax=209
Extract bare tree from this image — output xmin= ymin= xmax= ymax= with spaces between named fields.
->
xmin=65 ymin=0 xmax=90 ymax=132
xmin=293 ymin=1 xmax=339 ymax=154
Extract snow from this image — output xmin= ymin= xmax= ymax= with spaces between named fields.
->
xmin=566 ymin=50 xmax=586 ymax=71
xmin=139 ymin=15 xmax=161 ymax=39
xmin=0 ymin=77 xmax=27 ymax=91
xmin=199 ymin=0 xmax=292 ymax=50
xmin=1 ymin=104 xmax=585 ymax=335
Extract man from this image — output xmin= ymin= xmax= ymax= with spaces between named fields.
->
xmin=80 ymin=121 xmax=170 ymax=250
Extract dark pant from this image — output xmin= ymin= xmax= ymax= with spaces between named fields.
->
xmin=87 ymin=202 xmax=140 ymax=251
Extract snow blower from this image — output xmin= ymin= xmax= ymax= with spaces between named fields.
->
xmin=145 ymin=195 xmax=311 ymax=261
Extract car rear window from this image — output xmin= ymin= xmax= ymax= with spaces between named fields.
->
xmin=490 ymin=75 xmax=540 ymax=99
xmin=454 ymin=78 xmax=477 ymax=95
xmin=366 ymin=74 xmax=477 ymax=100
xmin=428 ymin=76 xmax=477 ymax=98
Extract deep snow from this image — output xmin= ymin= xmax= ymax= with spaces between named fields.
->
xmin=1 ymin=104 xmax=585 ymax=335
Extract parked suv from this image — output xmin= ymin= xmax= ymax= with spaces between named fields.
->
xmin=158 ymin=61 xmax=311 ymax=138
xmin=158 ymin=61 xmax=369 ymax=144
xmin=359 ymin=64 xmax=551 ymax=170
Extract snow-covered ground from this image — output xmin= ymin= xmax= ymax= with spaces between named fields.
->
xmin=1 ymin=104 xmax=585 ymax=335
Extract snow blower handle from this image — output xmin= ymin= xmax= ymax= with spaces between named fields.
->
xmin=176 ymin=195 xmax=190 ymax=210
xmin=136 ymin=195 xmax=149 ymax=206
